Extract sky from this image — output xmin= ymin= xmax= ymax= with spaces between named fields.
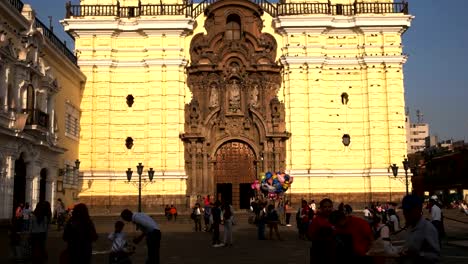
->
xmin=24 ymin=0 xmax=468 ymax=141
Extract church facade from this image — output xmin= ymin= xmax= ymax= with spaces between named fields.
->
xmin=63 ymin=0 xmax=413 ymax=212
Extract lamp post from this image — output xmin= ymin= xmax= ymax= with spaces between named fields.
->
xmin=403 ymin=158 xmax=410 ymax=195
xmin=126 ymin=163 xmax=155 ymax=212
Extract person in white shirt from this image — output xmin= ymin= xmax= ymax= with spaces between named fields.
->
xmin=192 ymin=203 xmax=202 ymax=232
xmin=22 ymin=203 xmax=32 ymax=232
xmin=387 ymin=209 xmax=400 ymax=233
xmin=121 ymin=209 xmax=161 ymax=264
xmin=309 ymin=200 xmax=316 ymax=213
xmin=400 ymin=194 xmax=440 ymax=264
xmin=363 ymin=206 xmax=373 ymax=221
xmin=429 ymin=197 xmax=444 ymax=246
xmin=108 ymin=220 xmax=134 ymax=264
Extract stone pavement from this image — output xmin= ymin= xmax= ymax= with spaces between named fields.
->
xmin=0 ymin=209 xmax=467 ymax=264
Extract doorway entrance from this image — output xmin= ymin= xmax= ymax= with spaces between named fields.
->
xmin=214 ymin=141 xmax=256 ymax=208
xmin=239 ymin=183 xmax=254 ymax=209
xmin=216 ymin=183 xmax=232 ymax=205
xmin=13 ymin=154 xmax=26 ymax=213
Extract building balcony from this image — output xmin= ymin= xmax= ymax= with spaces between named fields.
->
xmin=65 ymin=1 xmax=409 ymax=19
xmin=22 ymin=109 xmax=49 ymax=130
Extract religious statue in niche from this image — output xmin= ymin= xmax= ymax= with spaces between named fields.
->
xmin=249 ymin=84 xmax=259 ymax=108
xmin=228 ymin=79 xmax=241 ymax=112
xmin=209 ymin=83 xmax=219 ymax=108
xmin=189 ymin=99 xmax=200 ymax=127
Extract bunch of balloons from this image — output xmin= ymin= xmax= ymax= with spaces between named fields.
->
xmin=251 ymin=171 xmax=294 ymax=199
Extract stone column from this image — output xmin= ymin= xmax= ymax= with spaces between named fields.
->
xmin=0 ymin=65 xmax=7 ymax=112
xmin=190 ymin=140 xmax=197 ymax=195
xmin=202 ymin=151 xmax=208 ymax=194
xmin=47 ymin=93 xmax=56 ymax=133
xmin=0 ymin=155 xmax=14 ymax=219
xmin=208 ymin=159 xmax=215 ymax=198
xmin=25 ymin=162 xmax=39 ymax=208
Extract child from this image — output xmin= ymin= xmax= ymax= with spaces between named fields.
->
xmin=108 ymin=220 xmax=134 ymax=264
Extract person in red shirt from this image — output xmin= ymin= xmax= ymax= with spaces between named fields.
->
xmin=297 ymin=200 xmax=312 ymax=240
xmin=329 ymin=210 xmax=374 ymax=264
xmin=308 ymin=198 xmax=335 ymax=264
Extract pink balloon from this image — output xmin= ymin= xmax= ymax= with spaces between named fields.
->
xmin=277 ymin=174 xmax=285 ymax=183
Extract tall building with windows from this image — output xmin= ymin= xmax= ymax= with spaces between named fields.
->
xmin=62 ymin=0 xmax=413 ymax=212
xmin=0 ymin=0 xmax=85 ymax=221
xmin=406 ymin=110 xmax=430 ymax=153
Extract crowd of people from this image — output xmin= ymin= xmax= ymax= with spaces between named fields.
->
xmin=8 ymin=193 xmax=452 ymax=264
xmin=188 ymin=195 xmax=236 ymax=247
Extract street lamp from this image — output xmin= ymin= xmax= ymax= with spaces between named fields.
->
xmin=126 ymin=163 xmax=155 ymax=212
xmin=403 ymin=158 xmax=410 ymax=195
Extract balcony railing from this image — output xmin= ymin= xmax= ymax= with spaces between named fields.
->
xmin=5 ymin=0 xmax=77 ymax=65
xmin=23 ymin=109 xmax=49 ymax=129
xmin=7 ymin=0 xmax=24 ymax=13
xmin=34 ymin=18 xmax=77 ymax=65
xmin=277 ymin=2 xmax=408 ymax=16
xmin=65 ymin=1 xmax=408 ymax=18
xmin=66 ymin=2 xmax=188 ymax=18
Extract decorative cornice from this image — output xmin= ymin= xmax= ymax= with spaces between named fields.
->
xmin=81 ymin=170 xmax=188 ymax=180
xmin=274 ymin=14 xmax=414 ymax=35
xmin=78 ymin=59 xmax=188 ymax=67
xmin=61 ymin=17 xmax=195 ymax=38
xmin=281 ymin=55 xmax=407 ymax=65
xmin=287 ymin=168 xmax=413 ymax=178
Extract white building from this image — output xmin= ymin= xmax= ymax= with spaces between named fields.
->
xmin=406 ymin=110 xmax=430 ymax=154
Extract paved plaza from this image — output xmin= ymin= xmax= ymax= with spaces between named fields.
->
xmin=0 ymin=209 xmax=467 ymax=264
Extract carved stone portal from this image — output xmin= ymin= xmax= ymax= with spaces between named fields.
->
xmin=181 ymin=0 xmax=290 ymax=208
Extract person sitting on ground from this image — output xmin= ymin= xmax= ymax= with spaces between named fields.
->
xmin=108 ymin=220 xmax=134 ymax=264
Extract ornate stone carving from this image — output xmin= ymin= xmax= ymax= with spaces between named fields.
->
xmin=209 ymin=83 xmax=219 ymax=108
xmin=227 ymin=79 xmax=241 ymax=113
xmin=181 ymin=0 xmax=290 ymax=202
xmin=249 ymin=83 xmax=259 ymax=108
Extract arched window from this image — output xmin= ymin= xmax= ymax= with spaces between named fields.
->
xmin=21 ymin=85 xmax=35 ymax=110
xmin=225 ymin=14 xmax=241 ymax=40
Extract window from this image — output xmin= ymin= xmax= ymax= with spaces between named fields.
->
xmin=65 ymin=102 xmax=80 ymax=140
xmin=225 ymin=14 xmax=241 ymax=40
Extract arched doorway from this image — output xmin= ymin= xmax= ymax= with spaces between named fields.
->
xmin=214 ymin=141 xmax=256 ymax=209
xmin=13 ymin=154 xmax=27 ymax=213
xmin=39 ymin=168 xmax=47 ymax=202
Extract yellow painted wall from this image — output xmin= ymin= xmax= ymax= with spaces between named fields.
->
xmin=66 ymin=1 xmax=411 ymax=205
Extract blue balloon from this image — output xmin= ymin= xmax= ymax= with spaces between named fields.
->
xmin=265 ymin=171 xmax=273 ymax=179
